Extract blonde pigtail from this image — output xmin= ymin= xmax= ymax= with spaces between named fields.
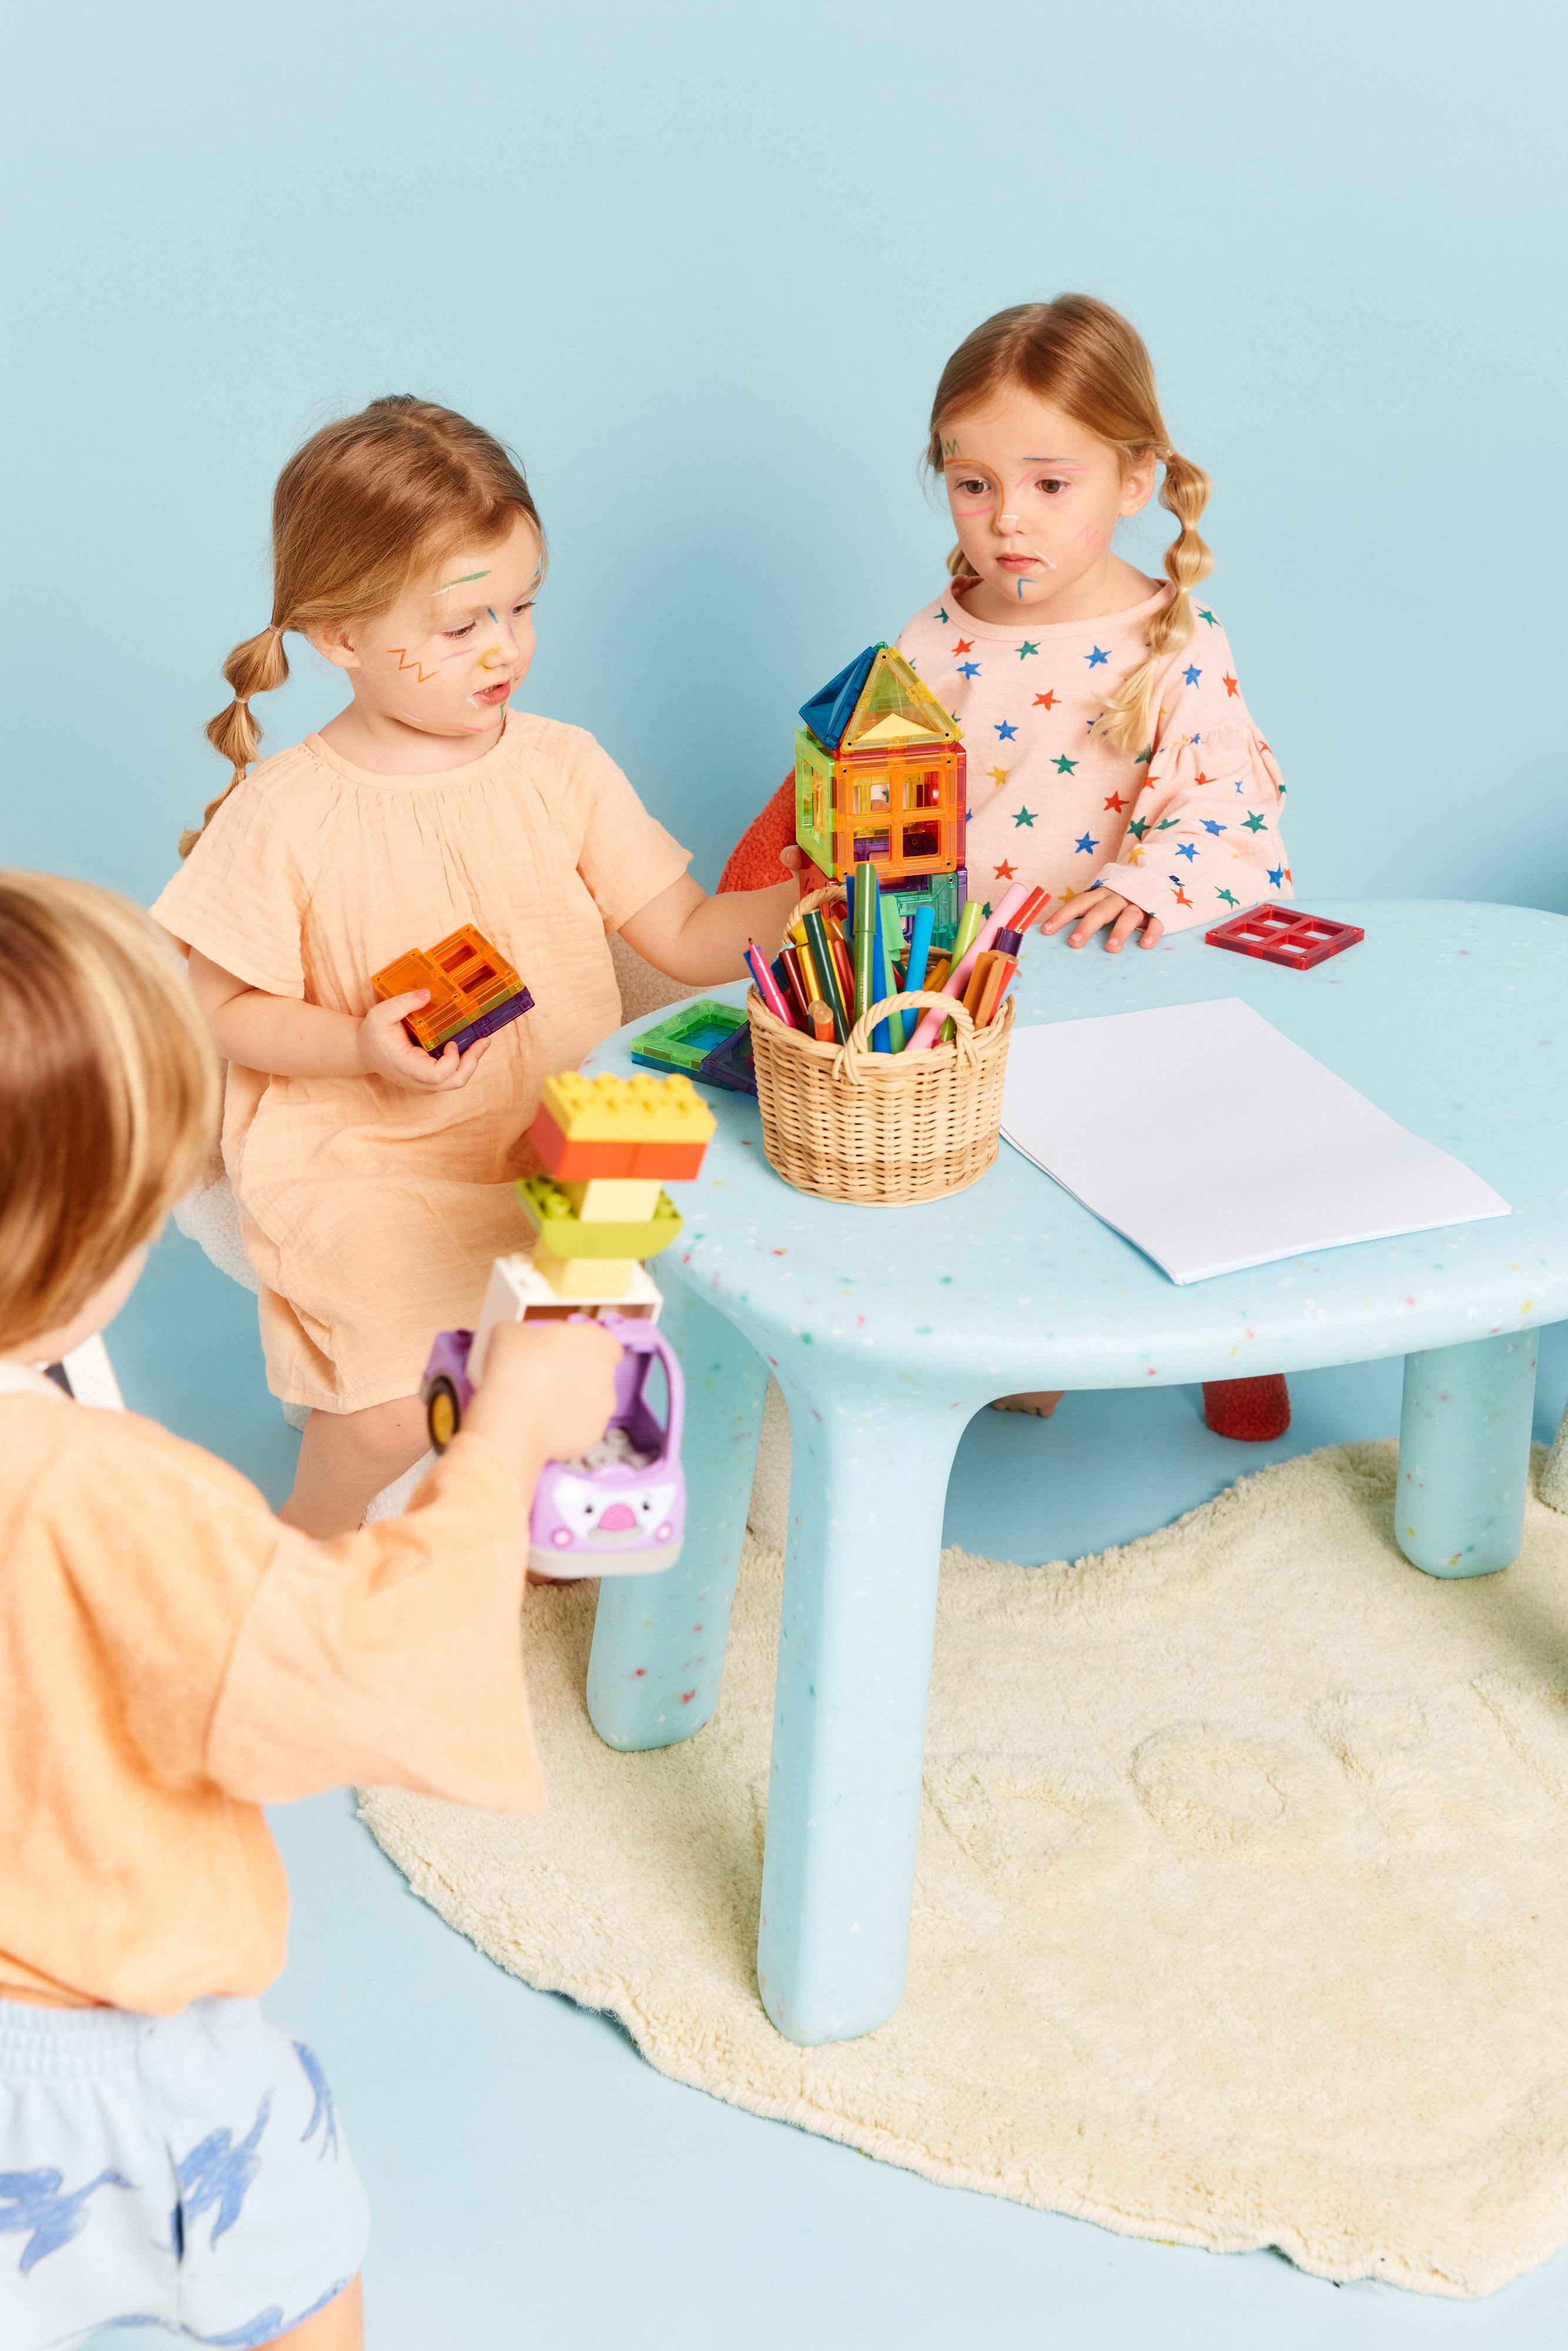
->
xmin=1098 ymin=448 xmax=1214 ymax=755
xmin=179 ymin=624 xmax=291 ymax=858
xmin=945 ymin=541 xmax=980 ymax=582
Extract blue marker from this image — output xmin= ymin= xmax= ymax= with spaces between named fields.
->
xmin=870 ymin=919 xmax=892 ymax=1053
xmin=901 ymin=903 xmax=935 ymax=1043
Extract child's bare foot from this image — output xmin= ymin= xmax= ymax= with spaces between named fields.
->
xmin=990 ymin=1391 xmax=1064 ymax=1418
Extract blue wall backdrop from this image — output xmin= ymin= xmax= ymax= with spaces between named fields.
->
xmin=2 ymin=0 xmax=1564 ymax=908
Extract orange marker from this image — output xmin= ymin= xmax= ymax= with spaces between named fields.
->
xmin=961 ymin=950 xmax=998 ymax=1019
xmin=808 ymin=999 xmax=835 ymax=1043
xmin=975 ymin=955 xmax=1016 ymax=1027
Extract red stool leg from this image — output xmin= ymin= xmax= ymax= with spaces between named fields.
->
xmin=1202 ymin=1374 xmax=1291 ymax=1442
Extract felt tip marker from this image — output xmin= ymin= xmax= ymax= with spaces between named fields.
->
xmin=906 ymin=882 xmax=1028 ymax=1050
xmin=778 ymin=945 xmax=813 ymax=1028
xmin=808 ymin=999 xmax=836 ymax=1043
xmin=746 ymin=940 xmax=795 ymax=1028
xmin=900 ymin=903 xmax=936 ymax=1042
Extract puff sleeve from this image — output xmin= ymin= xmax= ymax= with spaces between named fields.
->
xmin=1092 ymin=620 xmax=1290 ymax=933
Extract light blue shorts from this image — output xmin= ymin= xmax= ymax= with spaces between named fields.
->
xmin=0 ymin=1995 xmax=370 ymax=2350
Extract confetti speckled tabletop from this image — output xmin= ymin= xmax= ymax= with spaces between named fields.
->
xmin=582 ymin=901 xmax=1568 ymax=2045
xmin=590 ymin=900 xmax=1567 ymax=1394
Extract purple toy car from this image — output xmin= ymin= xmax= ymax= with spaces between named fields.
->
xmin=421 ymin=1312 xmax=685 ymax=1578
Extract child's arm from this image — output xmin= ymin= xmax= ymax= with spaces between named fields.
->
xmin=207 ymin=1318 xmax=622 ymax=1812
xmin=618 ymin=847 xmax=823 ymax=984
xmin=189 ymin=947 xmax=492 ymax=1092
xmin=1043 ymin=625 xmax=1288 ymax=949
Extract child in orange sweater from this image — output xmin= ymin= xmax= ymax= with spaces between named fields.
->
xmin=0 ymin=873 xmax=620 ymax=2349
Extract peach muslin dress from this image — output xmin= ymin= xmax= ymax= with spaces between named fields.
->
xmin=152 ymin=712 xmax=689 ymax=1414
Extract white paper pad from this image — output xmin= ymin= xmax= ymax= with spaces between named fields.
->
xmin=1000 ymin=999 xmax=1510 ymax=1283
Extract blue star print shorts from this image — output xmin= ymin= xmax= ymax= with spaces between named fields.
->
xmin=0 ymin=1994 xmax=370 ymax=2349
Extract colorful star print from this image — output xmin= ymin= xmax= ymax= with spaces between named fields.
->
xmin=1013 ymin=806 xmax=1036 ymax=828
xmin=1172 ymin=883 xmax=1193 ymax=907
xmin=1175 ymin=840 xmax=1197 ymax=862
xmin=1197 ymin=608 xmax=1217 ymax=627
xmin=935 ymin=607 xmax=950 ymax=625
xmin=986 ymin=765 xmax=1009 ymax=787
xmin=1200 ymin=819 xmax=1227 ymax=836
xmin=1267 ymin=866 xmax=1285 ymax=889
xmin=1127 ymin=845 xmax=1146 ymax=865
xmin=1053 ymin=753 xmax=1078 ymax=775
xmin=1134 ymin=745 xmax=1152 ymax=763
xmin=1155 ymin=818 xmax=1178 ymax=831
xmin=1222 ymin=674 xmax=1239 ymax=697
xmin=1127 ymin=816 xmax=1148 ymax=841
xmin=1242 ymin=812 xmax=1267 ymax=833
xmin=1086 ymin=645 xmax=1110 ymax=668
xmin=1033 ymin=689 xmax=1060 ymax=709
xmin=1016 ymin=643 xmax=1039 ymax=662
xmin=1074 ymin=832 xmax=1099 ymax=855
xmin=953 ymin=638 xmax=974 ymax=656
xmin=957 ymin=661 xmax=981 ymax=681
xmin=1103 ymin=791 xmax=1128 ymax=813
xmin=1216 ymin=887 xmax=1239 ymax=907
xmin=995 ymin=719 xmax=1017 ymax=741
xmin=1182 ymin=664 xmax=1202 ymax=686
xmin=994 ymin=859 xmax=1017 ymax=881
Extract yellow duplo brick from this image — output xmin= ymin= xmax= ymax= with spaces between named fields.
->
xmin=532 ymin=1245 xmax=636 ymax=1300
xmin=537 ymin=1070 xmax=717 ymax=1148
xmin=560 ymin=1178 xmax=663 ymax=1222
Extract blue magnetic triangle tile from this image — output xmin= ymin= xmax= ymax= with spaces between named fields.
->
xmin=799 ymin=642 xmax=880 ymax=752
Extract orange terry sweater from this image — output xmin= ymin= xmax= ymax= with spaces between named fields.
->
xmin=0 ymin=1364 xmax=544 ymax=2014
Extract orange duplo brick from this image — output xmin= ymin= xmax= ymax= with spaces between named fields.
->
xmin=628 ymin=1141 xmax=709 ymax=1179
xmin=527 ymin=1106 xmax=636 ymax=1180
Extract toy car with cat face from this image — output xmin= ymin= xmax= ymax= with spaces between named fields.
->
xmin=420 ymin=1308 xmax=685 ymax=1578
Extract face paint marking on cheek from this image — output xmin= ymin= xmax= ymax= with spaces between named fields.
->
xmin=390 ymin=647 xmax=439 ymax=685
xmin=434 ymin=570 xmax=492 ymax=595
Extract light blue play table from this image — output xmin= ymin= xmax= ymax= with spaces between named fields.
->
xmin=582 ymin=900 xmax=1564 ymax=2047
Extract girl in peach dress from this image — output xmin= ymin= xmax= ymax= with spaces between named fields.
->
xmin=155 ymin=398 xmax=801 ymax=1536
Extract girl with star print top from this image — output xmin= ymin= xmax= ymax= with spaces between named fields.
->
xmin=898 ymin=294 xmax=1288 ymax=948
xmin=718 ymin=296 xmax=1289 ymax=945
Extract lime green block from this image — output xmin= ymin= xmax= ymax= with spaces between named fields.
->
xmin=517 ymin=1176 xmax=684 ymax=1260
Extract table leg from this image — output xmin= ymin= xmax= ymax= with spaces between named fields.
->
xmin=1396 ymin=1331 xmax=1538 ymax=1578
xmin=756 ymin=1389 xmax=968 ymax=2047
xmin=586 ymin=1283 xmax=767 ymax=1750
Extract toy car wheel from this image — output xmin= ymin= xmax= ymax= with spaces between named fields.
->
xmin=426 ymin=1375 xmax=461 ymax=1451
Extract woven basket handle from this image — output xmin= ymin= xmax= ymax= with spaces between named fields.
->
xmin=833 ymin=990 xmax=979 ymax=1080
xmin=777 ymin=883 xmax=847 ymax=952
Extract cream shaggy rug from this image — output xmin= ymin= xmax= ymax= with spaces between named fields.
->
xmin=360 ymin=1439 xmax=1568 ymax=2299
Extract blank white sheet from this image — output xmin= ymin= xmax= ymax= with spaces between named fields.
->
xmin=1000 ymin=997 xmax=1510 ymax=1284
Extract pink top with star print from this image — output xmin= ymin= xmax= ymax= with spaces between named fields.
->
xmin=896 ymin=582 xmax=1290 ymax=930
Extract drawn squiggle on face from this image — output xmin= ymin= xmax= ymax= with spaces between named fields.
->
xmin=434 ymin=569 xmax=491 ymax=596
xmin=390 ymin=647 xmax=438 ymax=684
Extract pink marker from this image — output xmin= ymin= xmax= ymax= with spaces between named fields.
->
xmin=745 ymin=940 xmax=795 ymax=1028
xmin=906 ymin=883 xmax=1028 ymax=1050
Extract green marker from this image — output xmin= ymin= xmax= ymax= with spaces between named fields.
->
xmin=853 ymin=860 xmax=879 ymax=1030
xmin=880 ymin=900 xmax=907 ymax=1051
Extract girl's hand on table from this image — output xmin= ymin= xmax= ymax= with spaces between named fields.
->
xmin=357 ymin=992 xmax=494 ymax=1090
xmin=1041 ymin=889 xmax=1164 ymax=953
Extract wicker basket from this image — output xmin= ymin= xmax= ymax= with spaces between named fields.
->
xmin=749 ymin=888 xmax=1016 ymax=1204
